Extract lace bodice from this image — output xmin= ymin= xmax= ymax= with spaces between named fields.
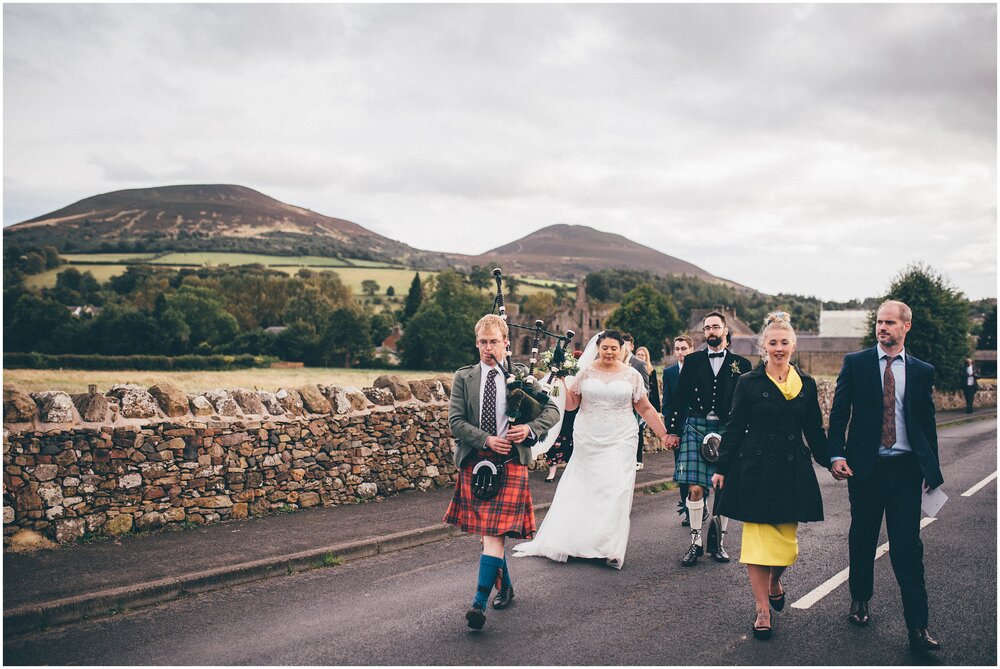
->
xmin=570 ymin=366 xmax=646 ymax=415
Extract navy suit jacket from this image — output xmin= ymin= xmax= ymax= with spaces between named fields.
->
xmin=827 ymin=347 xmax=943 ymax=489
xmin=661 ymin=363 xmax=681 ymax=423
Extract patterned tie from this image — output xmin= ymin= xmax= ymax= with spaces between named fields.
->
xmin=880 ymin=355 xmax=898 ymax=448
xmin=481 ymin=368 xmax=498 ymax=436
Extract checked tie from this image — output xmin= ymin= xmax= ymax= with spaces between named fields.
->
xmin=880 ymin=355 xmax=898 ymax=448
xmin=481 ymin=368 xmax=498 ymax=436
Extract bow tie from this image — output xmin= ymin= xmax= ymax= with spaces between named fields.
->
xmin=708 ymin=352 xmax=725 ymax=359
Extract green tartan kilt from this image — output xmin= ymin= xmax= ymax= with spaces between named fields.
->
xmin=674 ymin=416 xmax=724 ymax=490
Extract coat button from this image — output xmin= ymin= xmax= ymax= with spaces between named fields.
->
xmin=756 ymin=450 xmax=762 ymax=456
xmin=788 ymin=434 xmax=795 ymax=440
xmin=763 ymin=391 xmax=769 ymax=398
xmin=787 ymin=454 xmax=794 ymax=461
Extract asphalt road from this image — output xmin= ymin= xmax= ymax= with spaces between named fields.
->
xmin=5 ymin=419 xmax=996 ymax=666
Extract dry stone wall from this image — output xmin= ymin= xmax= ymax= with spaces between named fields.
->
xmin=2 ymin=375 xmax=995 ymax=546
xmin=3 ymin=376 xmax=457 ymax=545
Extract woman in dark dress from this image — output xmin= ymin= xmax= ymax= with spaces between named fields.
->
xmin=711 ymin=312 xmax=829 ymax=640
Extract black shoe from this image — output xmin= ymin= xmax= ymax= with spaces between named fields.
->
xmin=847 ymin=600 xmax=870 ymax=626
xmin=768 ymin=585 xmax=785 ymax=611
xmin=681 ymin=515 xmax=690 ymax=527
xmin=908 ymin=628 xmax=941 ymax=651
xmin=466 ymin=604 xmax=486 ymax=630
xmin=711 ymin=532 xmax=730 ymax=563
xmin=752 ymin=612 xmax=773 ymax=640
xmin=492 ymin=583 xmax=514 ymax=610
xmin=681 ymin=542 xmax=704 ymax=566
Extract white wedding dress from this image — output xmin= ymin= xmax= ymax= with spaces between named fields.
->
xmin=513 ymin=365 xmax=645 ymax=569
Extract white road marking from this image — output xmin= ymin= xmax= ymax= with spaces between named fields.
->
xmin=791 ymin=517 xmax=937 ymax=610
xmin=961 ymin=471 xmax=997 ymax=497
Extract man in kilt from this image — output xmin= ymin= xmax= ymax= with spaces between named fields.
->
xmin=444 ymin=314 xmax=560 ymax=631
xmin=665 ymin=311 xmax=751 ymax=566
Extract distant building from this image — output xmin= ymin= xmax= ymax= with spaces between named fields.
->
xmin=819 ymin=309 xmax=870 ymax=337
xmin=66 ymin=305 xmax=102 ymax=318
xmin=263 ymin=326 xmax=288 ymax=336
xmin=510 ymin=279 xmax=613 ymax=359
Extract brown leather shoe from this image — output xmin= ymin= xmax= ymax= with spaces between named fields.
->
xmin=908 ymin=628 xmax=942 ymax=651
xmin=847 ymin=600 xmax=870 ymax=626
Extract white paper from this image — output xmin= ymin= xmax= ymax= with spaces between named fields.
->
xmin=921 ymin=487 xmax=948 ymax=518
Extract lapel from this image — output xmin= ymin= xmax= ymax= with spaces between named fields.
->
xmin=866 ymin=346 xmax=883 ymax=399
xmin=466 ymin=364 xmax=483 ymax=427
xmin=903 ymin=354 xmax=917 ymax=419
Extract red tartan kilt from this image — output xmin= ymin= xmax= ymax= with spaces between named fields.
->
xmin=444 ymin=457 xmax=536 ymax=538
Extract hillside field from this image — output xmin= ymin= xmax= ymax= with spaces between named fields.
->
xmin=25 ymin=252 xmax=571 ymax=297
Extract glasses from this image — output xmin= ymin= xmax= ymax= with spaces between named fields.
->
xmin=477 ymin=339 xmax=503 ymax=346
xmin=703 ymin=325 xmax=724 ymax=332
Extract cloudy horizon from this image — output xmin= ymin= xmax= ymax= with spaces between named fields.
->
xmin=3 ymin=3 xmax=996 ymax=301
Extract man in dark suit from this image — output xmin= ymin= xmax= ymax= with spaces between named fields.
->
xmin=622 ymin=333 xmax=651 ymax=470
xmin=961 ymin=357 xmax=979 ymax=414
xmin=661 ymin=335 xmax=694 ymax=525
xmin=444 ymin=314 xmax=560 ymax=631
xmin=827 ymin=300 xmax=943 ymax=651
xmin=665 ymin=312 xmax=752 ymax=565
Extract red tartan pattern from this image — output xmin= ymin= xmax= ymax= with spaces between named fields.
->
xmin=444 ymin=458 xmax=536 ymax=538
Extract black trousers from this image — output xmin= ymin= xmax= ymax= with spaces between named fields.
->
xmin=963 ymin=386 xmax=976 ymax=413
xmin=847 ymin=453 xmax=928 ymax=629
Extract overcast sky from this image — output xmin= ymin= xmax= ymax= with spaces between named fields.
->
xmin=3 ymin=3 xmax=996 ymax=301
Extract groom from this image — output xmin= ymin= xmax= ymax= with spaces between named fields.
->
xmin=664 ymin=311 xmax=751 ymax=565
xmin=444 ymin=314 xmax=560 ymax=631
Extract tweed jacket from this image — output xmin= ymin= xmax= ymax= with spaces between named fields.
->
xmin=448 ymin=362 xmax=561 ymax=468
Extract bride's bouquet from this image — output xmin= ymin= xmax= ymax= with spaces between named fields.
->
xmin=538 ymin=348 xmax=579 ymax=380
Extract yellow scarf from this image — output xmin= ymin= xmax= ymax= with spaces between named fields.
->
xmin=766 ymin=365 xmax=803 ymax=400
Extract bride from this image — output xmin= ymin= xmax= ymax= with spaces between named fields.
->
xmin=513 ymin=330 xmax=669 ymax=568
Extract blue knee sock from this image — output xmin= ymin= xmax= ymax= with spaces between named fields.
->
xmin=473 ymin=555 xmax=505 ymax=609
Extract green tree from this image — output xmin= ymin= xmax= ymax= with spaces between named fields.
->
xmin=605 ymin=284 xmax=683 ymax=362
xmin=3 ymin=294 xmax=73 ymax=352
xmin=369 ymin=310 xmax=396 ymax=346
xmin=162 ymin=285 xmax=240 ymax=350
xmin=361 ymin=279 xmax=381 ymax=297
xmin=385 ymin=285 xmax=396 ymax=297
xmin=320 ymin=306 xmax=371 ymax=368
xmin=978 ymin=305 xmax=997 ymax=350
xmin=862 ymin=263 xmax=970 ymax=392
xmin=399 ymin=270 xmax=490 ymax=369
xmin=273 ymin=321 xmax=319 ymax=364
xmin=88 ymin=305 xmax=163 ymax=355
xmin=402 ymin=273 xmax=423 ymax=324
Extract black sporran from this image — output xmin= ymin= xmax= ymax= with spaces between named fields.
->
xmin=700 ymin=432 xmax=721 ymax=463
xmin=471 ymin=459 xmax=505 ymax=501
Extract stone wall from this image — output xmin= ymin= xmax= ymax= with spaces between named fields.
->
xmin=3 ymin=376 xmax=995 ymax=546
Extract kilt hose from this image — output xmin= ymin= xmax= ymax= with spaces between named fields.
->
xmin=674 ymin=416 xmax=724 ymax=491
xmin=444 ymin=453 xmax=536 ymax=539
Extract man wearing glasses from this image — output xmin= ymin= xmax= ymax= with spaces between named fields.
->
xmin=444 ymin=314 xmax=560 ymax=631
xmin=664 ymin=311 xmax=752 ymax=565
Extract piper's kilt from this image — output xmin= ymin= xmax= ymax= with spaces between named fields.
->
xmin=444 ymin=454 xmax=536 ymax=538
xmin=674 ymin=416 xmax=725 ymax=490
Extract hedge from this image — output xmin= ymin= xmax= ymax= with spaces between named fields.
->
xmin=3 ymin=353 xmax=277 ymax=371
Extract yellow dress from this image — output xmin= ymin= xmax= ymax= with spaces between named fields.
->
xmin=739 ymin=366 xmax=803 ymax=567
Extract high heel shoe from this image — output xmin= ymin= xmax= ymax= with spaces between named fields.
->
xmin=768 ymin=583 xmax=786 ymax=611
xmin=545 ymin=473 xmax=556 ymax=483
xmin=752 ymin=611 xmax=772 ymax=640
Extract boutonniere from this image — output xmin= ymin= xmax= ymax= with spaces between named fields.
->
xmin=730 ymin=361 xmax=742 ymax=376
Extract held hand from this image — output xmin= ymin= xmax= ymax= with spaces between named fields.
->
xmin=506 ymin=424 xmax=531 ymax=444
xmin=830 ymin=459 xmax=853 ymax=481
xmin=664 ymin=434 xmax=680 ymax=450
xmin=711 ymin=474 xmax=725 ymax=490
xmin=485 ymin=435 xmax=512 ymax=455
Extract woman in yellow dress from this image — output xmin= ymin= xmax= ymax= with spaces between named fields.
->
xmin=712 ymin=312 xmax=829 ymax=640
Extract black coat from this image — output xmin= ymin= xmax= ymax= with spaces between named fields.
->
xmin=667 ymin=348 xmax=752 ymax=434
xmin=716 ymin=365 xmax=830 ymax=524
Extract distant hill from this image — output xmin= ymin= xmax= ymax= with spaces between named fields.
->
xmin=6 ymin=185 xmax=740 ymax=286
xmin=3 ymin=184 xmax=448 ymax=265
xmin=467 ymin=223 xmax=738 ymax=286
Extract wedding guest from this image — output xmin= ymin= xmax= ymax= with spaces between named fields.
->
xmin=712 ymin=312 xmax=829 ymax=640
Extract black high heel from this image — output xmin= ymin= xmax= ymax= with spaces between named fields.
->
xmin=768 ymin=584 xmax=786 ymax=612
xmin=752 ymin=611 xmax=772 ymax=640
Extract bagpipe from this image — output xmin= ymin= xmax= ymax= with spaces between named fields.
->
xmin=470 ymin=268 xmax=575 ymax=500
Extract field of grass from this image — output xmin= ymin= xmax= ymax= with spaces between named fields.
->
xmin=2 ymin=367 xmax=448 ymax=395
xmin=25 ymin=252 xmax=569 ymax=296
